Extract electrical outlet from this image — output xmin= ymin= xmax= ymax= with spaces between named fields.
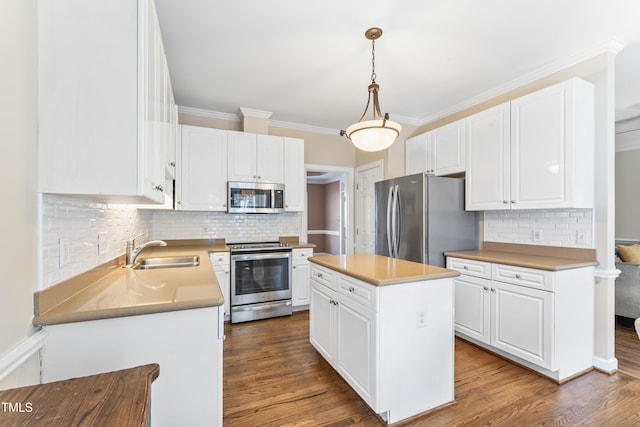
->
xmin=576 ymin=230 xmax=587 ymax=245
xmin=416 ymin=309 xmax=427 ymax=328
xmin=59 ymin=238 xmax=70 ymax=267
xmin=98 ymin=232 xmax=109 ymax=255
xmin=532 ymin=229 xmax=543 ymax=242
xmin=202 ymin=226 xmax=208 ymax=234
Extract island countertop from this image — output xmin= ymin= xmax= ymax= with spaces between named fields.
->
xmin=309 ymin=254 xmax=459 ymax=286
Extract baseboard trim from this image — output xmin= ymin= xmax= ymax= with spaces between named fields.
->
xmin=592 ymin=355 xmax=618 ymax=374
xmin=0 ymin=329 xmax=48 ymax=382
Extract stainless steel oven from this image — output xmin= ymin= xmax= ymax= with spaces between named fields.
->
xmin=229 ymin=242 xmax=292 ymax=323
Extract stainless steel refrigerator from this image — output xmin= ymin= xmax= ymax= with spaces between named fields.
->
xmin=375 ymin=173 xmax=478 ymax=267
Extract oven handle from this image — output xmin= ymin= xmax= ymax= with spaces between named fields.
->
xmin=231 ymin=252 xmax=292 ymax=262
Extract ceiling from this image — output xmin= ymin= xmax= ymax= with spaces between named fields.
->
xmin=154 ymin=0 xmax=640 ymax=133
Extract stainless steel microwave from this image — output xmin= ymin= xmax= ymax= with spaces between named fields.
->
xmin=227 ymin=182 xmax=285 ymax=213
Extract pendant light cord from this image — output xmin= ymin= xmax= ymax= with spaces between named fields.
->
xmin=370 ymin=39 xmax=377 ymax=83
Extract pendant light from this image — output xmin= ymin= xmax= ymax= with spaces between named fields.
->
xmin=340 ymin=27 xmax=401 ymax=152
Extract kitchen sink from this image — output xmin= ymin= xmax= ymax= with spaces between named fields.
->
xmin=133 ymin=255 xmax=200 ymax=270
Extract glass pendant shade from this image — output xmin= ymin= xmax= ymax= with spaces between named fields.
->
xmin=340 ymin=27 xmax=401 ymax=152
xmin=344 ymin=119 xmax=402 ymax=152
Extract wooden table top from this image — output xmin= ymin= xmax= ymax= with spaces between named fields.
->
xmin=0 ymin=364 xmax=159 ymax=427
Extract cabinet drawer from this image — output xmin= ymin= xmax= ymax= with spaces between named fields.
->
xmin=311 ymin=264 xmax=335 ymax=290
xmin=293 ymin=248 xmax=313 ymax=263
xmin=338 ymin=276 xmax=377 ymax=311
xmin=210 ymin=252 xmax=230 ymax=267
xmin=447 ymin=257 xmax=491 ymax=279
xmin=492 ymin=264 xmax=554 ymax=291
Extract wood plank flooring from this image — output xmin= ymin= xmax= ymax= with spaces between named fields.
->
xmin=616 ymin=316 xmax=640 ymax=379
xmin=224 ymin=311 xmax=640 ymax=426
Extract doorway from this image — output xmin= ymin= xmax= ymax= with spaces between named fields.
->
xmin=304 ymin=164 xmax=354 ymax=255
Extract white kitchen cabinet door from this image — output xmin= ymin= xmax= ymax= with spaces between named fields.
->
xmin=292 ymin=248 xmax=312 ymax=306
xmin=177 ymin=125 xmax=228 ymax=211
xmin=336 ymin=297 xmax=376 ymax=405
xmin=38 ymin=0 xmax=172 ymax=204
xmin=227 ymin=131 xmax=258 ymax=182
xmin=453 ymin=274 xmax=491 ymax=344
xmin=465 ymin=102 xmax=511 ymax=211
xmin=227 ymin=132 xmax=285 ymax=183
xmin=510 ymin=78 xmax=594 ymax=209
xmin=405 ymin=133 xmax=430 ymax=175
xmin=491 ymin=281 xmax=553 ymax=369
xmin=256 ymin=134 xmax=285 ymax=183
xmin=431 ymin=119 xmax=466 ymax=175
xmin=284 ymin=137 xmax=306 ymax=211
xmin=309 ymin=282 xmax=337 ymax=365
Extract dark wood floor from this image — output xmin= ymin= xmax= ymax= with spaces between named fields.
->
xmin=224 ymin=311 xmax=640 ymax=426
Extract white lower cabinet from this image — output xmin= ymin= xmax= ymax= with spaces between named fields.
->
xmin=41 ymin=307 xmax=223 ymax=427
xmin=447 ymin=256 xmax=594 ymax=381
xmin=210 ymin=252 xmax=231 ymax=320
xmin=310 ymin=263 xmax=454 ymax=424
xmin=292 ymin=248 xmax=313 ymax=307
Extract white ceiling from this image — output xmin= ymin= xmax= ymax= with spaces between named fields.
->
xmin=154 ymin=0 xmax=640 ymax=132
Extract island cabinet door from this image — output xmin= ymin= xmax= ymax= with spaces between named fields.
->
xmin=336 ymin=297 xmax=377 ymax=407
xmin=310 ymin=282 xmax=337 ymax=365
xmin=491 ymin=281 xmax=553 ymax=369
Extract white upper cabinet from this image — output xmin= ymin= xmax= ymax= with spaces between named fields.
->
xmin=431 ymin=119 xmax=466 ymax=175
xmin=465 ymin=103 xmax=511 ymax=210
xmin=38 ymin=0 xmax=175 ymax=204
xmin=284 ymin=137 xmax=305 ymax=211
xmin=405 ymin=133 xmax=429 ymax=175
xmin=177 ymin=126 xmax=228 ymax=211
xmin=227 ymin=132 xmax=284 ymax=183
xmin=405 ymin=119 xmax=465 ymax=176
xmin=466 ymin=78 xmax=594 ymax=211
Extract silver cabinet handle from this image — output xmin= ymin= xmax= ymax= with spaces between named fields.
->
xmin=154 ymin=184 xmax=164 ymax=192
xmin=503 ymin=200 xmax=508 ymax=204
xmin=348 ymin=286 xmax=355 ymax=293
xmin=491 ymin=288 xmax=496 ymax=292
xmin=463 ymin=265 xmax=469 ymax=270
xmin=317 ymin=273 xmax=323 ymax=278
xmin=483 ymin=286 xmax=489 ymax=291
xmin=515 ymin=274 xmax=521 ymax=279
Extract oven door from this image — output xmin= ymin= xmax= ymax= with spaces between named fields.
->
xmin=230 ymin=251 xmax=292 ymax=306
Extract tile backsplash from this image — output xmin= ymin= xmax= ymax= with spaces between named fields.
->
xmin=41 ymin=194 xmax=303 ymax=288
xmin=483 ymin=208 xmax=594 ymax=248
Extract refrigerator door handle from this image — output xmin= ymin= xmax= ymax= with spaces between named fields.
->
xmin=391 ymin=185 xmax=400 ymax=258
xmin=386 ymin=186 xmax=394 ymax=257
xmin=394 ymin=185 xmax=401 ymax=257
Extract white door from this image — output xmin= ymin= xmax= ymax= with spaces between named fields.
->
xmin=454 ymin=275 xmax=491 ymax=344
xmin=227 ymin=131 xmax=257 ymax=182
xmin=432 ymin=119 xmax=466 ymax=176
xmin=465 ymin=102 xmax=511 ymax=211
xmin=309 ymin=283 xmax=336 ymax=364
xmin=355 ymin=161 xmax=383 ymax=254
xmin=256 ymin=134 xmax=284 ymax=183
xmin=510 ymin=82 xmax=566 ymax=209
xmin=337 ymin=298 xmax=376 ymax=405
xmin=178 ymin=125 xmax=228 ymax=211
xmin=491 ymin=281 xmax=553 ymax=369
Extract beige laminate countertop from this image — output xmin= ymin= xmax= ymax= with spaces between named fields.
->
xmin=33 ymin=243 xmax=228 ymax=326
xmin=445 ymin=244 xmax=598 ymax=271
xmin=309 ymin=254 xmax=459 ymax=286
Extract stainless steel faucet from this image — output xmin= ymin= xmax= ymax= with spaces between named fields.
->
xmin=124 ymin=234 xmax=167 ymax=267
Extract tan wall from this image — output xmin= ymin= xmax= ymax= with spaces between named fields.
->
xmin=615 ymin=148 xmax=640 ymax=239
xmin=0 ymin=0 xmax=42 ymax=388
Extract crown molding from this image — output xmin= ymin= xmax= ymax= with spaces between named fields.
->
xmin=419 ymin=37 xmax=627 ymax=126
xmin=268 ymin=119 xmax=340 ymax=136
xmin=239 ymin=107 xmax=272 ymax=119
xmin=177 ymin=106 xmax=240 ymax=121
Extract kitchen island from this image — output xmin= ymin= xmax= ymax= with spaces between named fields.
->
xmin=308 ymin=254 xmax=459 ymax=424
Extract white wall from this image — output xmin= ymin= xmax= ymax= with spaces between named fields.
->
xmin=0 ymin=0 xmax=41 ymax=389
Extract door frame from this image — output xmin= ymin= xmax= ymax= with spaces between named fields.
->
xmin=304 ymin=164 xmax=354 ymax=254
xmin=354 ymin=160 xmax=384 ymax=254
